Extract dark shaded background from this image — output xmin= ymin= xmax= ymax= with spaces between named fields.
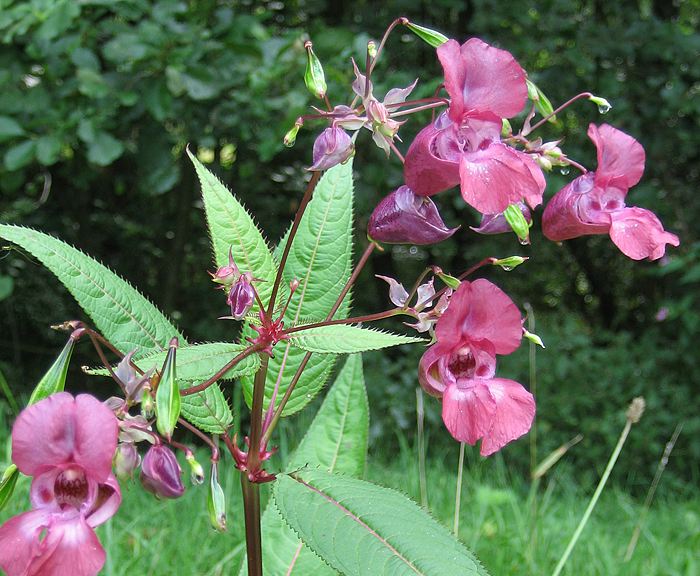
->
xmin=1 ymin=0 xmax=698 ymax=488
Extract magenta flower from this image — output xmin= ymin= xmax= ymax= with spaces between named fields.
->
xmin=0 ymin=393 xmax=121 ymax=576
xmin=368 ymin=186 xmax=458 ymax=245
xmin=418 ymin=279 xmax=535 ymax=455
xmin=404 ymin=38 xmax=545 ymax=215
xmin=542 ymin=124 xmax=679 ymax=260
xmin=227 ymin=274 xmax=255 ymax=320
xmin=140 ymin=444 xmax=185 ymax=499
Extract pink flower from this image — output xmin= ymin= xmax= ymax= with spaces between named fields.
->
xmin=404 ymin=38 xmax=545 ymax=214
xmin=0 ymin=393 xmax=121 ymax=576
xmin=308 ymin=126 xmax=354 ymax=171
xmin=542 ymin=124 xmax=679 ymax=260
xmin=140 ymin=444 xmax=185 ymax=499
xmin=418 ymin=279 xmax=534 ymax=455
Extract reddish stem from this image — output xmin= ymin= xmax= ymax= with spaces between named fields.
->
xmin=181 ymin=343 xmax=264 ymax=396
xmin=521 ymin=92 xmax=593 ymax=136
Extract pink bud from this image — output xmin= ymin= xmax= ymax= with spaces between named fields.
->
xmin=227 ymin=275 xmax=255 ymax=320
xmin=308 ymin=127 xmax=354 ymax=171
xmin=368 ymin=186 xmax=458 ymax=245
xmin=140 ymin=445 xmax=185 ymax=499
xmin=211 ymin=248 xmax=240 ymax=287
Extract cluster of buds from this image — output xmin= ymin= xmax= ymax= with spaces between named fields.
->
xmin=211 ymin=248 xmax=256 ymax=320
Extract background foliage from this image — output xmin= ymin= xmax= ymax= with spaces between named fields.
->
xmin=0 ymin=0 xmax=698 ymax=487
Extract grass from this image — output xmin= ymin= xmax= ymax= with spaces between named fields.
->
xmin=1 ymin=439 xmax=698 ymax=576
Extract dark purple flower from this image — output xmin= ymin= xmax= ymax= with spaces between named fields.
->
xmin=140 ymin=445 xmax=185 ymax=499
xmin=368 ymin=186 xmax=458 ymax=245
xmin=308 ymin=127 xmax=354 ymax=171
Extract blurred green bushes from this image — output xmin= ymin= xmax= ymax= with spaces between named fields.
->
xmin=0 ymin=0 xmax=698 ymax=485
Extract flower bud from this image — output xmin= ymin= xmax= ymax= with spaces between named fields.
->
xmin=402 ymin=20 xmax=448 ymax=48
xmin=308 ymin=127 xmax=354 ymax=172
xmin=211 ymin=248 xmax=240 ymax=287
xmin=155 ymin=338 xmax=181 ymax=441
xmin=114 ymin=443 xmax=141 ymax=481
xmin=141 ymin=388 xmax=155 ymax=419
xmin=368 ymin=186 xmax=458 ymax=245
xmin=283 ymin=118 xmax=303 ymax=148
xmin=304 ymin=41 xmax=327 ymax=99
xmin=227 ymin=274 xmax=255 ymax=320
xmin=504 ymin=203 xmax=532 ymax=243
xmin=140 ymin=445 xmax=185 ymax=499
xmin=207 ymin=461 xmax=227 ymax=532
xmin=186 ymin=452 xmax=205 ymax=485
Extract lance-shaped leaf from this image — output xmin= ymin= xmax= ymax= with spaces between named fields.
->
xmin=155 ymin=339 xmax=181 ymax=440
xmin=274 ymin=469 xmax=490 ymax=576
xmin=87 ymin=342 xmax=260 ymax=382
xmin=240 ymin=354 xmax=368 ymax=575
xmin=289 ymin=325 xmax=425 ymax=354
xmin=0 ymin=465 xmax=19 ymax=512
xmin=188 ymin=150 xmax=276 ymax=312
xmin=242 ymin=161 xmax=354 ymax=416
xmin=0 ymin=225 xmax=183 ymax=357
xmin=28 ymin=337 xmax=75 ymax=405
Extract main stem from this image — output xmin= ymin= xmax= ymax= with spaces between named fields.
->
xmin=241 ymin=354 xmax=270 ymax=576
xmin=453 ymin=442 xmax=466 ymax=535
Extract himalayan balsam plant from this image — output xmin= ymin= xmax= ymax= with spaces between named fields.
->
xmin=0 ymin=18 xmax=679 ymax=576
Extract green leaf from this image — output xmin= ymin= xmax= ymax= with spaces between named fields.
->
xmin=87 ymin=131 xmax=124 ymax=166
xmin=0 ymin=225 xmax=184 ymax=357
xmin=289 ymin=325 xmax=425 ymax=354
xmin=4 ymin=140 xmax=35 ymax=171
xmin=36 ymin=135 xmax=62 ymax=165
xmin=187 ymin=149 xmax=276 ymax=310
xmin=87 ymin=342 xmax=259 ymax=382
xmin=0 ymin=116 xmax=25 ymax=142
xmin=180 ymin=385 xmax=233 ymax=434
xmin=274 ymin=469 xmax=489 ymax=576
xmin=242 ymin=354 xmax=368 ymax=575
xmin=243 ymin=161 xmax=355 ymax=416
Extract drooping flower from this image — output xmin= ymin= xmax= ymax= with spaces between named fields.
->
xmin=227 ymin=274 xmax=255 ymax=320
xmin=404 ymin=38 xmax=545 ymax=215
xmin=542 ymin=124 xmax=679 ymax=260
xmin=418 ymin=279 xmax=535 ymax=455
xmin=308 ymin=126 xmax=354 ymax=171
xmin=140 ymin=444 xmax=185 ymax=499
xmin=0 ymin=393 xmax=121 ymax=576
xmin=368 ymin=185 xmax=458 ymax=245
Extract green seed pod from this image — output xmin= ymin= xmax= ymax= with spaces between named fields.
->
xmin=155 ymin=338 xmax=181 ymax=440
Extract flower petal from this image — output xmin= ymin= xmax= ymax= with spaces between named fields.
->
xmin=404 ymin=121 xmax=460 ymax=197
xmin=438 ymin=38 xmax=527 ymax=121
xmin=589 ymin=123 xmax=645 ymax=191
xmin=418 ymin=343 xmax=453 ymax=397
xmin=609 ymin=207 xmax=680 ymax=261
xmin=86 ymin=474 xmax=122 ymax=528
xmin=0 ymin=509 xmax=51 ymax=576
xmin=376 ymin=275 xmax=409 ymax=307
xmin=542 ymin=174 xmax=610 ymax=241
xmin=479 ymin=378 xmax=535 ymax=456
xmin=436 ymin=280 xmax=522 ymax=355
xmin=28 ymin=516 xmax=106 ymax=576
xmin=459 ymin=143 xmax=542 ymax=214
xmin=441 ymin=380 xmax=496 ymax=445
xmin=12 ymin=394 xmax=118 ymax=481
